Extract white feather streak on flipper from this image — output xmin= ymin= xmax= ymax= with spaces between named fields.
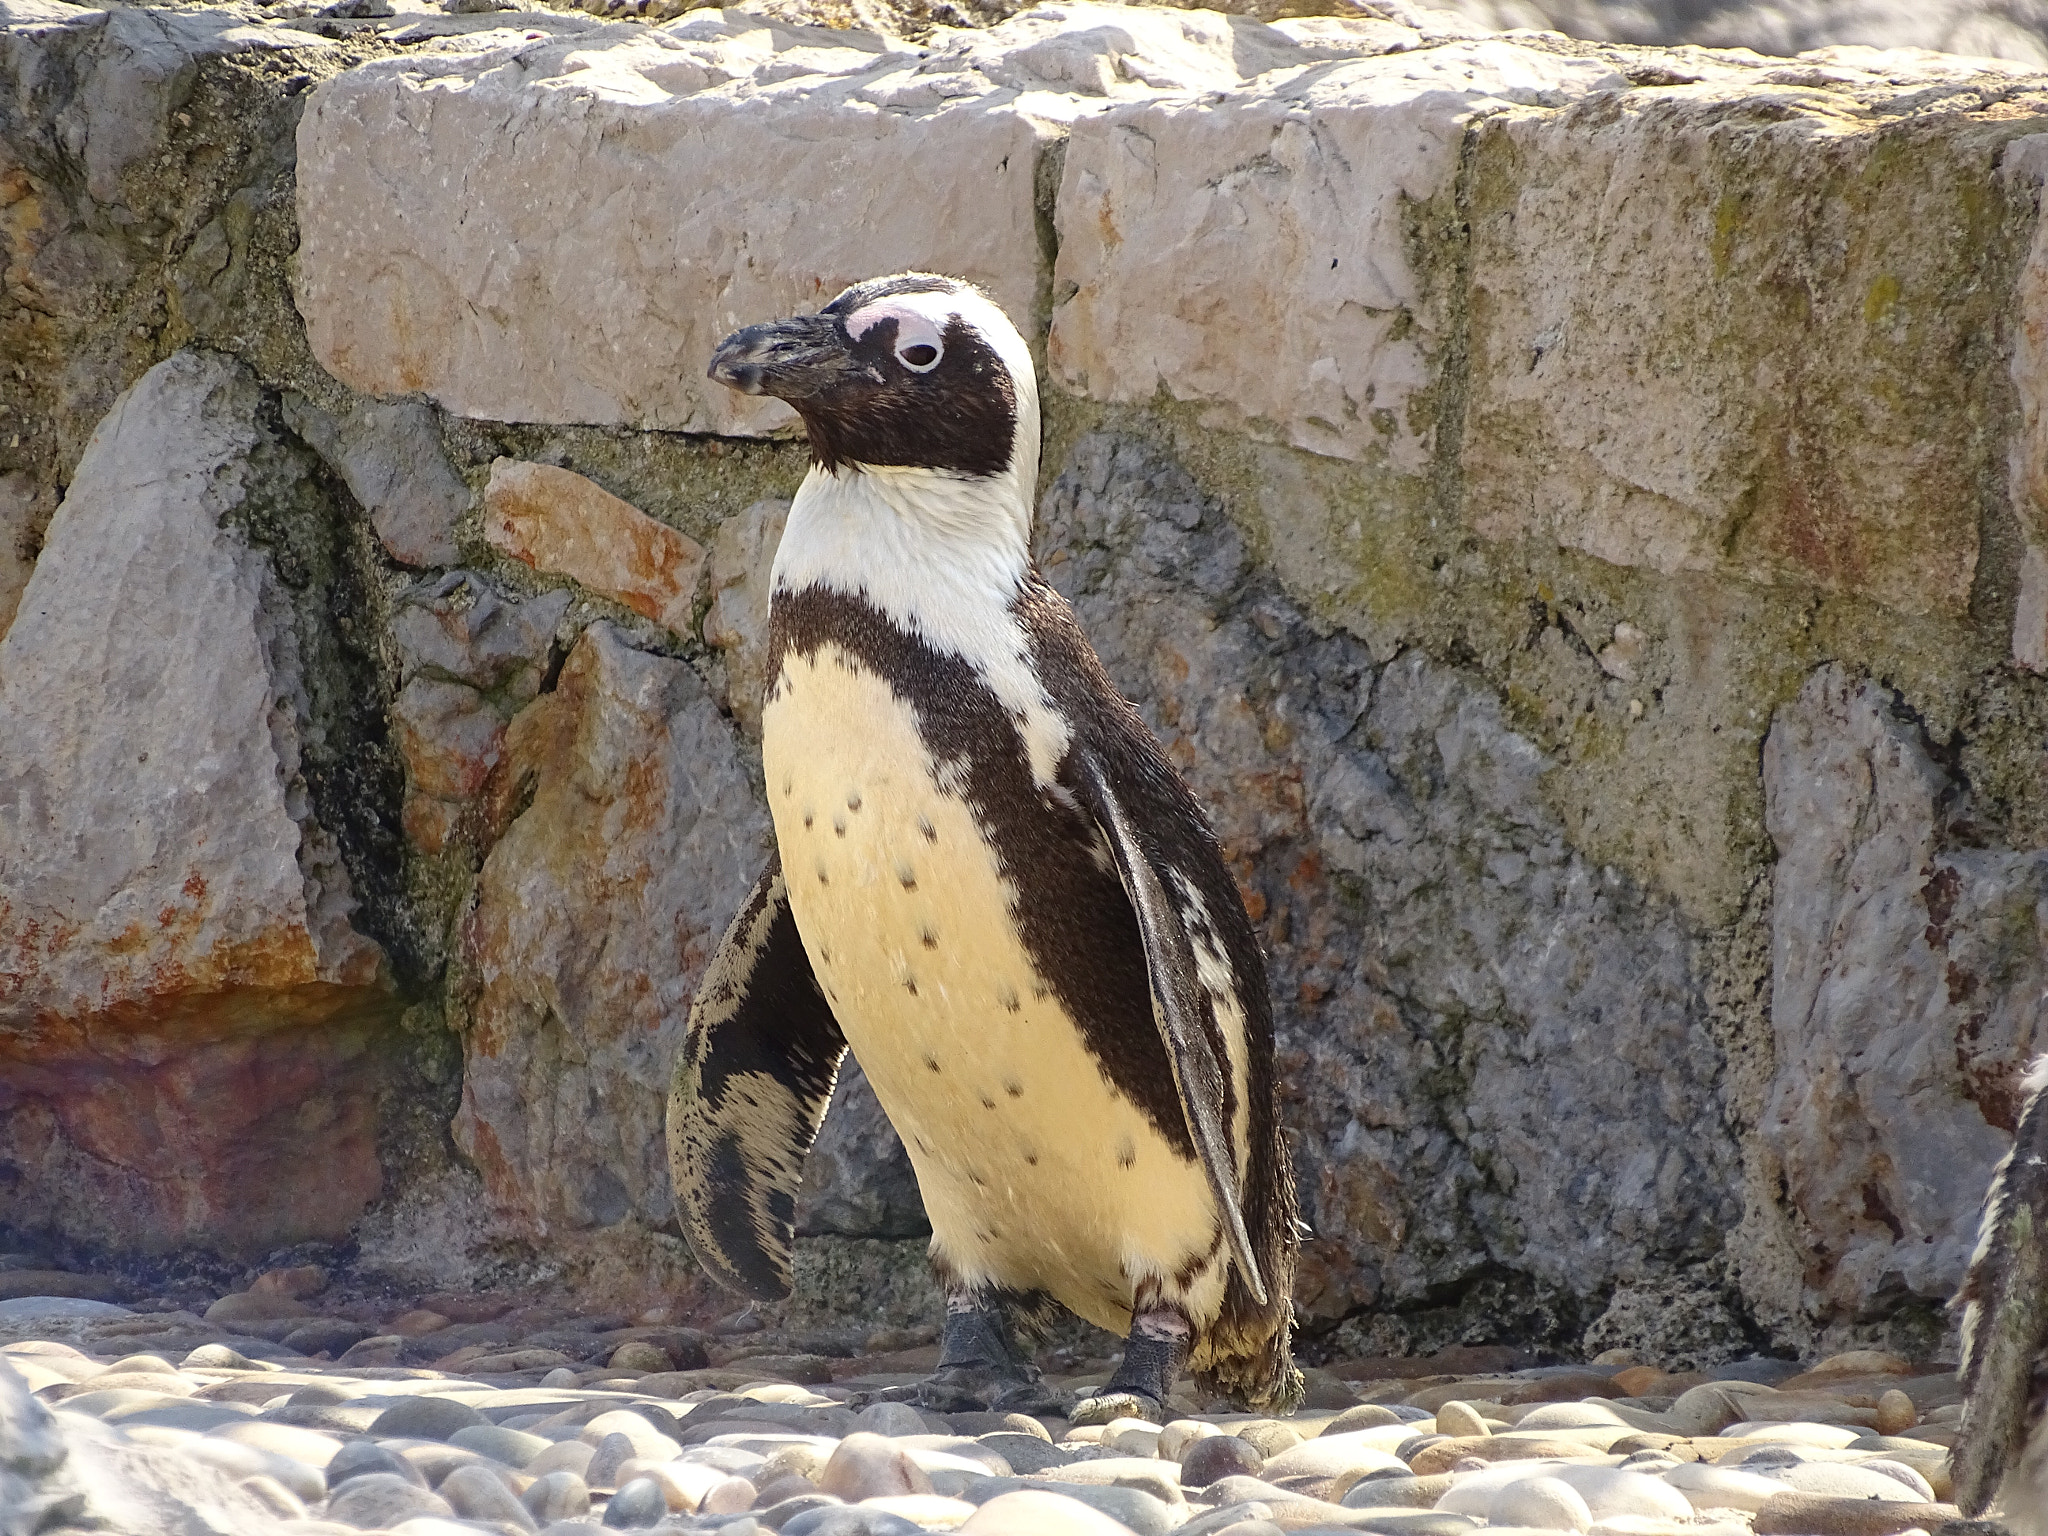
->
xmin=1956 ymin=1062 xmax=2048 ymax=1517
xmin=1077 ymin=750 xmax=1267 ymax=1307
xmin=1169 ymin=871 xmax=1254 ymax=1186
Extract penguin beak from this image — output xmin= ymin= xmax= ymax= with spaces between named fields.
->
xmin=708 ymin=314 xmax=870 ymax=401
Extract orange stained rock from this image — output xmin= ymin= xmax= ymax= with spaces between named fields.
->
xmin=484 ymin=459 xmax=704 ymax=635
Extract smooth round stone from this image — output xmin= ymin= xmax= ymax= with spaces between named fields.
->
xmin=237 ymin=1472 xmax=307 ymax=1521
xmin=1550 ymin=1468 xmax=1694 ymax=1521
xmin=1207 ymin=1522 xmax=1286 ymax=1536
xmin=181 ymin=1344 xmax=263 ymax=1370
xmin=1235 ymin=1421 xmax=1303 ymax=1457
xmin=1352 ymin=1514 xmax=1484 ymax=1536
xmin=209 ymin=1419 xmax=345 ymax=1468
xmin=116 ymin=1402 xmax=261 ymax=1433
xmin=819 ymin=1432 xmax=935 ymax=1501
xmin=855 ymin=1401 xmax=928 ymax=1437
xmin=608 ymin=1341 xmax=670 ymax=1373
xmin=523 ymin=1469 xmax=593 ymax=1521
xmin=958 ymin=1489 xmax=1143 ymax=1534
xmin=441 ymin=1463 xmax=538 ymax=1529
xmin=328 ymin=1437 xmax=428 ymax=1489
xmin=1749 ymin=1491 xmax=1957 ymax=1536
xmin=391 ymin=1520 xmax=505 ymax=1536
xmin=701 ymin=1474 xmax=758 ymax=1513
xmin=1342 ymin=1473 xmax=1455 ymax=1510
xmin=451 ymin=1422 xmax=549 ymax=1468
xmin=540 ymin=1367 xmax=580 ymax=1388
xmin=527 ymin=1439 xmax=597 ymax=1477
xmin=1033 ymin=1481 xmax=1175 ymax=1535
xmin=1517 ymin=1404 xmax=1631 ymax=1432
xmin=1720 ymin=1422 xmax=1863 ymax=1448
xmin=1037 ymin=1455 xmax=1182 ymax=1505
xmin=585 ymin=1430 xmax=637 ymax=1490
xmin=99 ymin=1353 xmax=178 ymax=1375
xmin=177 ymin=1434 xmax=326 ymax=1503
xmin=1875 ymin=1391 xmax=1917 ymax=1437
xmin=979 ymin=1433 xmax=1075 ymax=1475
xmin=579 ymin=1409 xmax=681 ymax=1461
xmin=1324 ymin=1405 xmax=1404 ymax=1435
xmin=1104 ymin=1417 xmax=1162 ymax=1457
xmin=1436 ymin=1402 xmax=1489 ymax=1439
xmin=600 ymin=1475 xmax=668 ymax=1527
xmin=1260 ymin=1430 xmax=1405 ymax=1482
xmin=325 ymin=1470 xmax=456 ymax=1528
xmin=780 ymin=1506 xmax=927 ymax=1535
xmin=1768 ymin=1462 xmax=1926 ymax=1502
xmin=371 ymin=1395 xmax=486 ymax=1441
xmin=1861 ymin=1459 xmax=1939 ymax=1501
xmin=1660 ymin=1462 xmax=1787 ymax=1511
xmin=1181 ymin=1434 xmax=1264 ymax=1486
xmin=1159 ymin=1419 xmax=1222 ymax=1460
xmin=1489 ymin=1476 xmax=1594 ymax=1532
xmin=860 ymin=1493 xmax=981 ymax=1527
xmin=754 ymin=1470 xmax=824 ymax=1505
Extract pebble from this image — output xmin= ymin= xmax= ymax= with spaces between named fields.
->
xmin=0 ymin=1291 xmax=1981 ymax=1536
xmin=1436 ymin=1401 xmax=1489 ymax=1437
xmin=1489 ymin=1476 xmax=1594 ymax=1532
xmin=523 ymin=1468 xmax=593 ymax=1520
xmin=600 ymin=1474 xmax=668 ymax=1526
xmin=441 ymin=1462 xmax=539 ymax=1529
xmin=324 ymin=1469 xmax=456 ymax=1527
xmin=1180 ymin=1434 xmax=1264 ymax=1486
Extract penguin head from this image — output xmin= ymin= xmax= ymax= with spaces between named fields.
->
xmin=709 ymin=274 xmax=1038 ymax=486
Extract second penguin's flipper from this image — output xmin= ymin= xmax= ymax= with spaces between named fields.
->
xmin=1956 ymin=1056 xmax=2048 ymax=1518
xmin=666 ymin=854 xmax=846 ymax=1301
xmin=1070 ymin=748 xmax=1266 ymax=1307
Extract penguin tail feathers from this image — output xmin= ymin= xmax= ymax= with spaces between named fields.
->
xmin=1194 ymin=1265 xmax=1301 ymax=1413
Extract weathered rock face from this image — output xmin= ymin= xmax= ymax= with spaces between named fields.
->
xmin=1762 ymin=666 xmax=2048 ymax=1325
xmin=1463 ymin=76 xmax=2027 ymax=617
xmin=483 ymin=459 xmax=705 ymax=636
xmin=0 ymin=350 xmax=397 ymax=1255
xmin=450 ymin=621 xmax=768 ymax=1296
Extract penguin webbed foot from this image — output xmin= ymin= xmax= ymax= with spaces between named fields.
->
xmin=887 ymin=1290 xmax=1062 ymax=1415
xmin=1070 ymin=1306 xmax=1191 ymax=1426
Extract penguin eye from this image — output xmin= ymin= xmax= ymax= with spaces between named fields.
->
xmin=898 ymin=340 xmax=941 ymax=372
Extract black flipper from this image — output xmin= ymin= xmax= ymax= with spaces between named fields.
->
xmin=1957 ymin=1057 xmax=2048 ymax=1517
xmin=1070 ymin=748 xmax=1266 ymax=1307
xmin=666 ymin=854 xmax=845 ymax=1300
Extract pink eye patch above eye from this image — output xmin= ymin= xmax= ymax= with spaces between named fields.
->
xmin=846 ymin=299 xmax=949 ymax=369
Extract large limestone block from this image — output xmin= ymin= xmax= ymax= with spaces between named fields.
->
xmin=1049 ymin=39 xmax=1625 ymax=465
xmin=294 ymin=11 xmax=1040 ymax=435
xmin=0 ymin=350 xmax=394 ymax=1252
xmin=293 ymin=3 xmax=1448 ymax=434
xmin=1761 ymin=664 xmax=2048 ymax=1315
xmin=453 ymin=621 xmax=767 ymax=1242
xmin=1463 ymin=77 xmax=2036 ymax=615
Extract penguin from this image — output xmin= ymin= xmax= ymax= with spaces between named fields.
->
xmin=666 ymin=272 xmax=1300 ymax=1421
xmin=1955 ymin=1055 xmax=2048 ymax=1534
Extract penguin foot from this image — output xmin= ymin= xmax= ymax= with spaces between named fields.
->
xmin=1071 ymin=1306 xmax=1192 ymax=1426
xmin=878 ymin=1289 xmax=1063 ymax=1415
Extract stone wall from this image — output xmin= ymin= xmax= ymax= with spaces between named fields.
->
xmin=6 ymin=0 xmax=2048 ymax=1363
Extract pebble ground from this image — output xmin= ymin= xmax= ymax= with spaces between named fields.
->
xmin=0 ymin=1270 xmax=1971 ymax=1536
